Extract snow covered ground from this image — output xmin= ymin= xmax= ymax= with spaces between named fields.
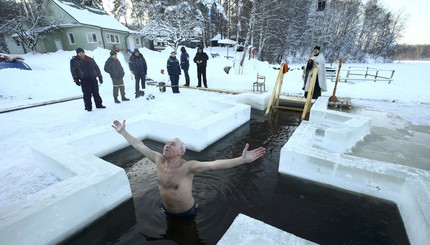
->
xmin=0 ymin=46 xmax=429 ymax=213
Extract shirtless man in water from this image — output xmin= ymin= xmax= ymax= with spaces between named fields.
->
xmin=112 ymin=119 xmax=266 ymax=218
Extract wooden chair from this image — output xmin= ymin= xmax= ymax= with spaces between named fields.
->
xmin=253 ymin=73 xmax=266 ymax=93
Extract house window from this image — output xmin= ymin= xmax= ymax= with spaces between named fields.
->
xmin=135 ymin=37 xmax=140 ymax=45
xmin=106 ymin=33 xmax=120 ymax=44
xmin=67 ymin=32 xmax=75 ymax=45
xmin=86 ymin=32 xmax=98 ymax=43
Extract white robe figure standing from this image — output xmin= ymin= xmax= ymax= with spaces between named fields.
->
xmin=303 ymin=46 xmax=327 ymax=99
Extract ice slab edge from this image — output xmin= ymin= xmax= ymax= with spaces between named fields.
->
xmin=0 ymin=143 xmax=132 ymax=245
xmin=279 ymin=97 xmax=430 ymax=245
xmin=218 ymin=213 xmax=317 ymax=245
xmin=0 ymin=97 xmax=253 ymax=245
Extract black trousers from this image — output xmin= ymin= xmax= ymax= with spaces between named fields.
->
xmin=134 ymin=74 xmax=146 ymax=92
xmin=170 ymin=75 xmax=180 ymax=93
xmin=182 ymin=68 xmax=190 ymax=86
xmin=197 ymin=66 xmax=207 ymax=87
xmin=81 ymin=78 xmax=102 ymax=109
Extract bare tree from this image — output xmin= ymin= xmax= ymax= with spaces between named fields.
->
xmin=140 ymin=1 xmax=206 ymax=52
xmin=0 ymin=0 xmax=57 ymax=52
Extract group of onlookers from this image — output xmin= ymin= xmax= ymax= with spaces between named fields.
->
xmin=70 ymin=46 xmax=209 ymax=111
xmin=70 ymin=44 xmax=327 ymax=111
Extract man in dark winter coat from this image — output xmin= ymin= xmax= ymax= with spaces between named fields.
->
xmin=70 ymin=48 xmax=105 ymax=111
xmin=193 ymin=46 xmax=209 ymax=88
xmin=128 ymin=48 xmax=148 ymax=98
xmin=167 ymin=51 xmax=181 ymax=93
xmin=180 ymin=46 xmax=190 ymax=87
xmin=104 ymin=51 xmax=130 ymax=103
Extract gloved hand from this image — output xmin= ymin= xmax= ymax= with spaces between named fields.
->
xmin=98 ymin=76 xmax=103 ymax=84
xmin=74 ymin=80 xmax=81 ymax=86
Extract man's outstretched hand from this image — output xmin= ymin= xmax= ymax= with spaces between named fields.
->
xmin=112 ymin=120 xmax=126 ymax=133
xmin=242 ymin=143 xmax=266 ymax=163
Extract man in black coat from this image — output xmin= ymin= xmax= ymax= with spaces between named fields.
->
xmin=167 ymin=51 xmax=181 ymax=93
xmin=180 ymin=46 xmax=190 ymax=87
xmin=193 ymin=46 xmax=209 ymax=88
xmin=128 ymin=48 xmax=148 ymax=98
xmin=70 ymin=48 xmax=105 ymax=111
xmin=104 ymin=51 xmax=130 ymax=103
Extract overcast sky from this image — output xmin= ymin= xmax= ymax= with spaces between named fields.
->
xmin=378 ymin=0 xmax=429 ymax=45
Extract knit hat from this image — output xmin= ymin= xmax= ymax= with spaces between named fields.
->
xmin=314 ymin=46 xmax=321 ymax=51
xmin=110 ymin=50 xmax=117 ymax=56
xmin=75 ymin=48 xmax=84 ymax=54
xmin=133 ymin=48 xmax=139 ymax=53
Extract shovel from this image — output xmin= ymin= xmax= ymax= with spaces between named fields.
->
xmin=329 ymin=54 xmax=349 ymax=102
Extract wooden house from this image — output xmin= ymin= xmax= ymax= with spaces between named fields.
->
xmin=5 ymin=0 xmax=143 ymax=54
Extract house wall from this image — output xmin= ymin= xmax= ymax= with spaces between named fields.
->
xmin=45 ymin=0 xmax=130 ymax=52
xmin=5 ymin=0 xmax=134 ymax=54
xmin=5 ymin=37 xmax=26 ymax=54
xmin=127 ymin=33 xmax=144 ymax=52
xmin=101 ymin=29 xmax=129 ymax=51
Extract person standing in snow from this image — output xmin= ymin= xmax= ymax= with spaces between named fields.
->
xmin=70 ymin=48 xmax=105 ymax=111
xmin=180 ymin=46 xmax=190 ymax=87
xmin=111 ymin=119 xmax=266 ymax=218
xmin=104 ymin=50 xmax=130 ymax=104
xmin=128 ymin=48 xmax=148 ymax=98
xmin=167 ymin=51 xmax=181 ymax=93
xmin=193 ymin=46 xmax=209 ymax=88
xmin=302 ymin=46 xmax=327 ymax=99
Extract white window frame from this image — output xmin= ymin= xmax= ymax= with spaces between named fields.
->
xmin=105 ymin=33 xmax=120 ymax=44
xmin=86 ymin=32 xmax=98 ymax=43
xmin=67 ymin=32 xmax=76 ymax=45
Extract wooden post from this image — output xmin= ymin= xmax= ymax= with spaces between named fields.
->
xmin=265 ymin=63 xmax=286 ymax=116
xmin=301 ymin=65 xmax=319 ymax=120
xmin=374 ymin=70 xmax=379 ymax=82
xmin=329 ymin=54 xmax=348 ymax=102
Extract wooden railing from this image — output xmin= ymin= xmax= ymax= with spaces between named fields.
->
xmin=332 ymin=66 xmax=395 ymax=84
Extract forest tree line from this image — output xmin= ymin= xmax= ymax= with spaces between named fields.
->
xmin=108 ymin=0 xmax=410 ymax=63
xmin=1 ymin=0 xmax=427 ymax=63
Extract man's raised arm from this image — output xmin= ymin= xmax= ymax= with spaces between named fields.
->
xmin=112 ymin=120 xmax=159 ymax=163
xmin=190 ymin=143 xmax=266 ymax=174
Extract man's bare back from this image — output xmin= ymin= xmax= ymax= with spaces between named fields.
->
xmin=112 ymin=120 xmax=266 ymax=216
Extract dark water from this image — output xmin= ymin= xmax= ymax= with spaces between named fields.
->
xmin=63 ymin=110 xmax=409 ymax=245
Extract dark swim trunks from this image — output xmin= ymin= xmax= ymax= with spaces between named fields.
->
xmin=163 ymin=203 xmax=198 ymax=219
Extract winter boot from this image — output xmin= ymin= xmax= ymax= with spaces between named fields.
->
xmin=114 ymin=98 xmax=121 ymax=103
xmin=122 ymin=96 xmax=130 ymax=101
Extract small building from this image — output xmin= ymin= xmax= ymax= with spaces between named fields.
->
xmin=210 ymin=34 xmax=224 ymax=47
xmin=5 ymin=0 xmax=142 ymax=54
